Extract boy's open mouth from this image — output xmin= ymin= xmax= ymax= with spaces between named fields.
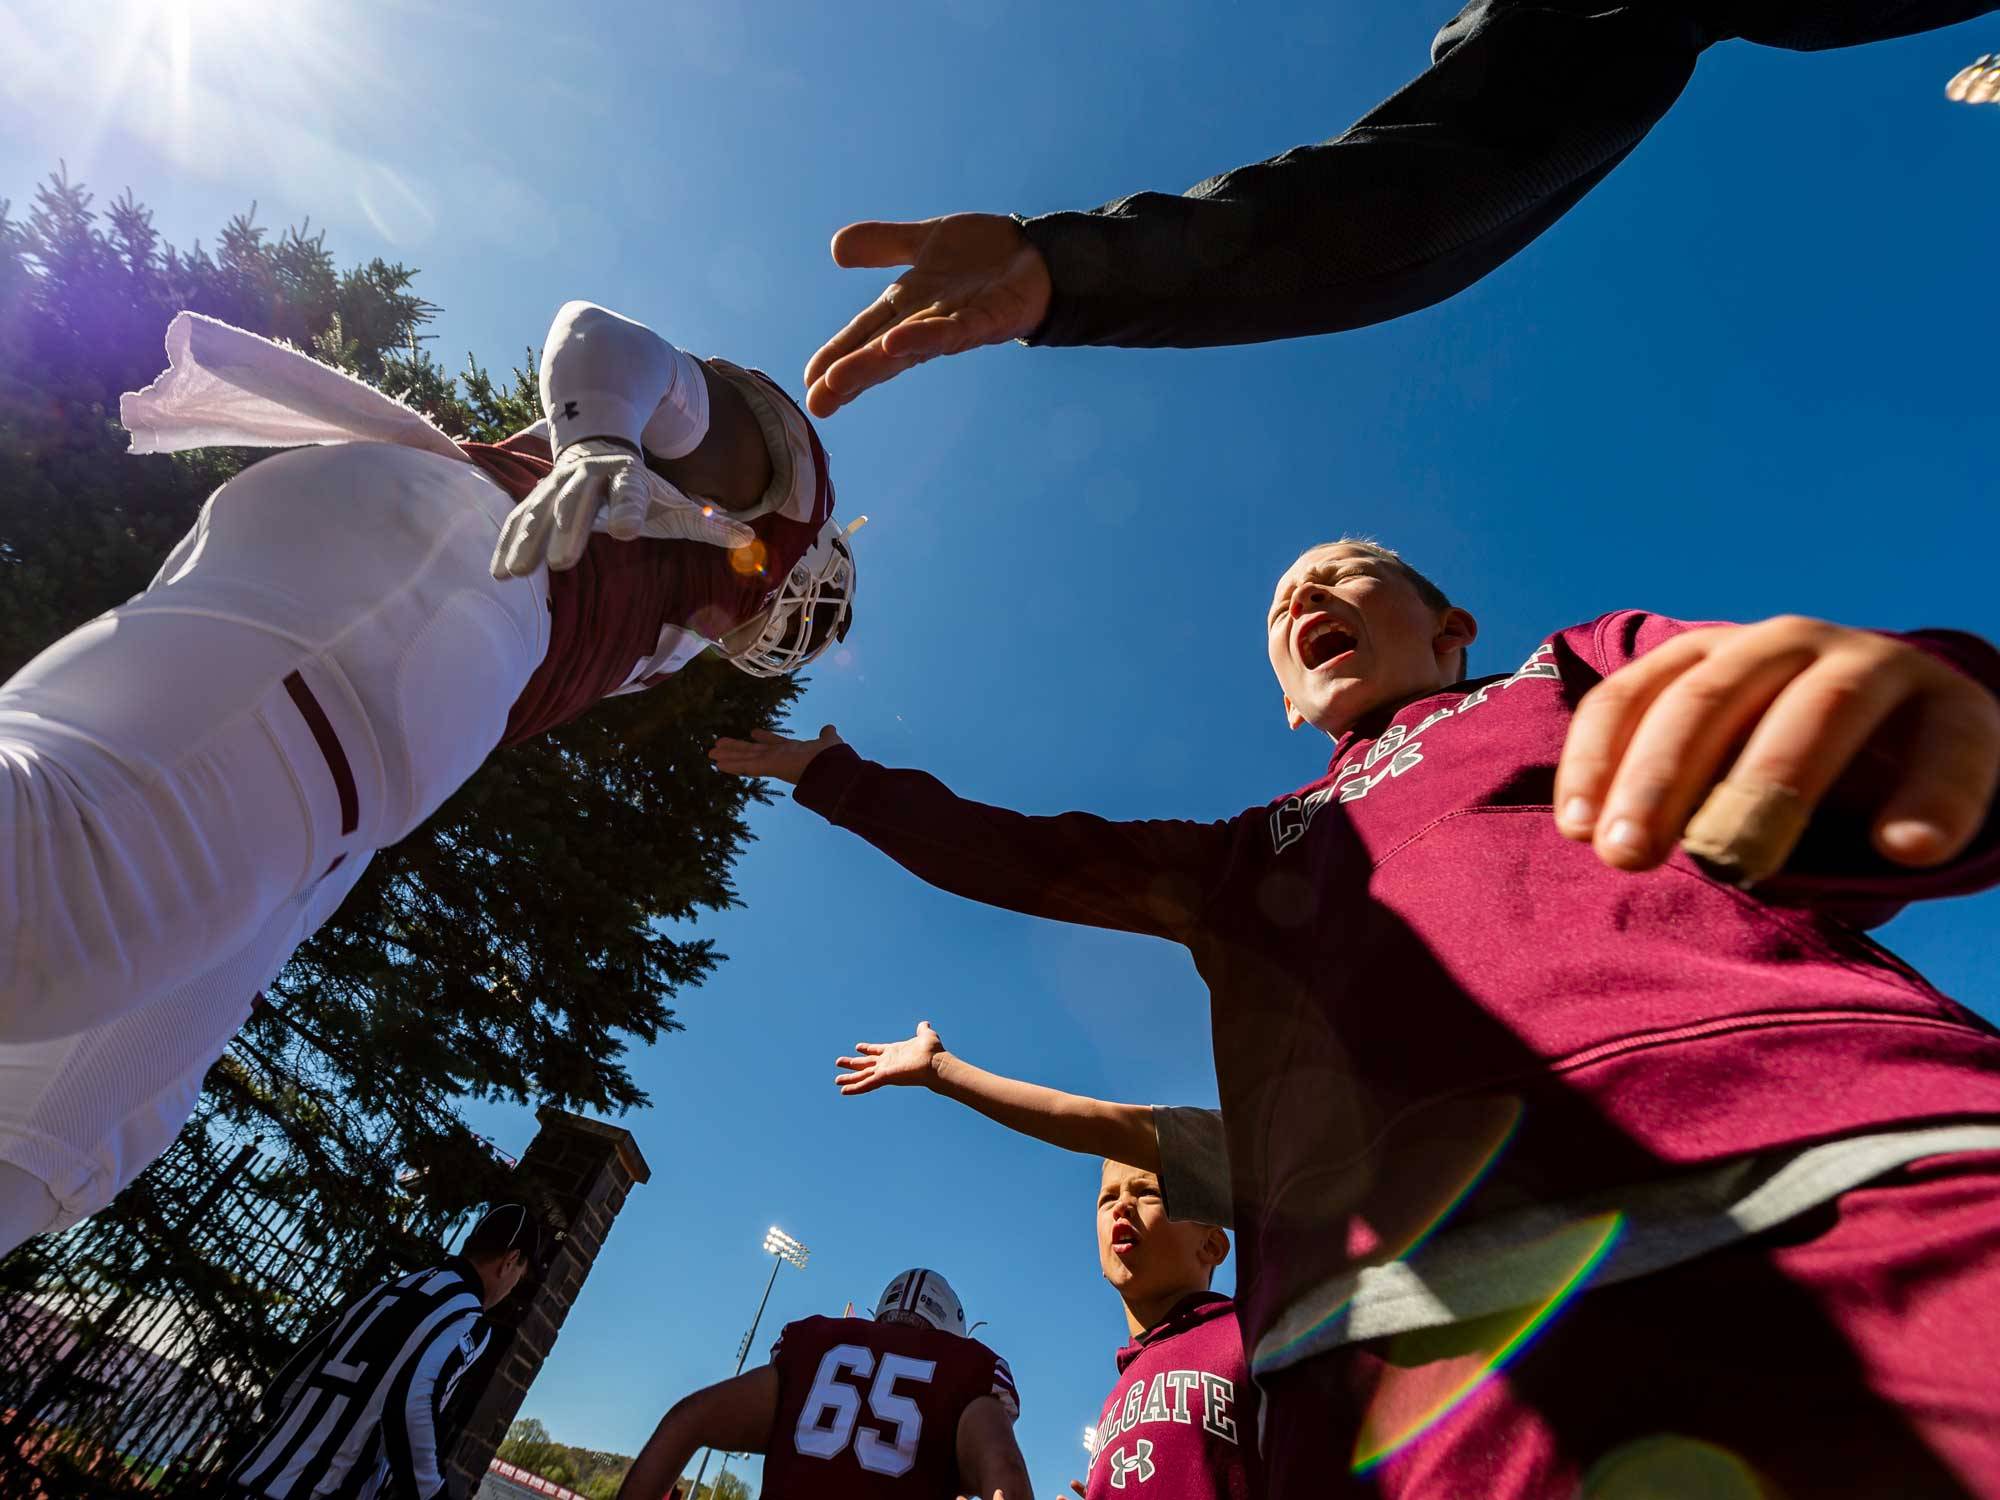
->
xmin=1296 ymin=618 xmax=1356 ymax=671
xmin=1110 ymin=1221 xmax=1140 ymax=1256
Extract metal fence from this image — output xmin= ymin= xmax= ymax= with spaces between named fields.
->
xmin=0 ymin=1121 xmax=432 ymax=1497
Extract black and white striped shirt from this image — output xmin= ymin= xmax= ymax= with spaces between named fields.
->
xmin=231 ymin=1259 xmax=489 ymax=1500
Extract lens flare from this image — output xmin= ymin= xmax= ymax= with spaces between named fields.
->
xmin=1351 ymin=1210 xmax=1625 ymax=1474
xmin=1583 ymin=1435 xmax=1777 ymax=1498
xmin=1257 ymin=1095 xmax=1524 ymax=1372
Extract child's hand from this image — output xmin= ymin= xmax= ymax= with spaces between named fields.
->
xmin=709 ymin=725 xmax=845 ymax=785
xmin=836 ymin=1021 xmax=946 ymax=1096
xmin=1555 ymin=616 xmax=2000 ymax=879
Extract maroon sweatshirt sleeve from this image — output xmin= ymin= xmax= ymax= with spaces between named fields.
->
xmin=1569 ymin=611 xmax=2000 ymax=920
xmin=793 ymin=746 xmax=1232 ymax=943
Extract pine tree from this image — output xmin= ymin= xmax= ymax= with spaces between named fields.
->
xmin=0 ymin=166 xmax=797 ymax=1248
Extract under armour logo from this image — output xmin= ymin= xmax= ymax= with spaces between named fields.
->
xmin=558 ymin=400 xmax=579 ymax=421
xmin=1108 ymin=1440 xmax=1155 ymax=1489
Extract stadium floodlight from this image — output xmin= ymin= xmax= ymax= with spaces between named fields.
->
xmin=688 ymin=1226 xmax=811 ymax=1499
xmin=763 ymin=1226 xmax=809 ymax=1269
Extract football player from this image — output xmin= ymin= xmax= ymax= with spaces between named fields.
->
xmin=618 ymin=1268 xmax=1031 ymax=1500
xmin=0 ymin=301 xmax=855 ymax=1254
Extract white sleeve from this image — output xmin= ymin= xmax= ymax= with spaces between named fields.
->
xmin=539 ymin=301 xmax=709 ymax=458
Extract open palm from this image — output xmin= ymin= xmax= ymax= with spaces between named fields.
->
xmin=804 ymin=215 xmax=1053 ymax=417
xmin=835 ymin=1021 xmax=945 ymax=1096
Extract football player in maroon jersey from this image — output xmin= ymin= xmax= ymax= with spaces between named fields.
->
xmin=619 ymin=1268 xmax=1032 ymax=1500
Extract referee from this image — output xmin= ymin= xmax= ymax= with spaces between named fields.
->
xmin=225 ymin=1203 xmax=546 ymax=1500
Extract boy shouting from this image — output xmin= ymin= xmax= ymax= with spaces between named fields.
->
xmin=718 ymin=541 xmax=2000 ymax=1495
xmin=836 ymin=1021 xmax=1255 ymax=1500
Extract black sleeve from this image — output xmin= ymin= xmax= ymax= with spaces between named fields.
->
xmin=1020 ymin=0 xmax=1708 ymax=349
xmin=1023 ymin=0 xmax=2000 ymax=350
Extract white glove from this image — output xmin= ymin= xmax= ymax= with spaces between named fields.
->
xmin=489 ymin=440 xmax=754 ymax=579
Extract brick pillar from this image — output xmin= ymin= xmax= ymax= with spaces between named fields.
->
xmin=446 ymin=1106 xmax=651 ymax=1498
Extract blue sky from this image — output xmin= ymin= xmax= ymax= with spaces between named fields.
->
xmin=5 ymin=0 xmax=1999 ymax=1493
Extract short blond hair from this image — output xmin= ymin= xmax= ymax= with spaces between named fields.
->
xmin=1309 ymin=537 xmax=1454 ymax=613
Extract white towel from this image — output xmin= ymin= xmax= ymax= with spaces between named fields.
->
xmin=119 ymin=311 xmax=474 ymax=464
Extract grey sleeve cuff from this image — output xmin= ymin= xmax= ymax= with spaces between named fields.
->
xmin=1153 ymin=1106 xmax=1232 ymax=1228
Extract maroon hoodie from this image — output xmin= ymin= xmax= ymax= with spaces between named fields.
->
xmin=793 ymin=612 xmax=2000 ymax=1374
xmin=1086 ymin=1293 xmax=1258 ymax=1500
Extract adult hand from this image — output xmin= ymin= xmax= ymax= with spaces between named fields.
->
xmin=490 ymin=440 xmax=752 ymax=579
xmin=835 ymin=1021 xmax=946 ymax=1096
xmin=708 ymin=725 xmax=846 ymax=785
xmin=1946 ymin=53 xmax=2000 ymax=103
xmin=804 ymin=214 xmax=1053 ymax=418
xmin=1554 ymin=617 xmax=2000 ymax=881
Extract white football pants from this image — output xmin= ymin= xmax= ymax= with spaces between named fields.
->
xmin=0 ymin=443 xmax=548 ymax=1252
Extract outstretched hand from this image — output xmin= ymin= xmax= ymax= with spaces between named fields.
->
xmin=1946 ymin=53 xmax=2000 ymax=103
xmin=804 ymin=215 xmax=1053 ymax=418
xmin=1554 ymin=616 xmax=2000 ymax=883
xmin=709 ymin=725 xmax=846 ymax=786
xmin=836 ymin=1021 xmax=946 ymax=1096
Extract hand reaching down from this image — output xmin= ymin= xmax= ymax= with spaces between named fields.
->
xmin=804 ymin=215 xmax=1052 ymax=418
xmin=1554 ymin=616 xmax=2000 ymax=883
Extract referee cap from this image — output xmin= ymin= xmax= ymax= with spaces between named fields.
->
xmin=462 ymin=1203 xmax=549 ymax=1276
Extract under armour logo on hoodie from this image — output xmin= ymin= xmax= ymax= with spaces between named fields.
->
xmin=1109 ymin=1440 xmax=1155 ymax=1488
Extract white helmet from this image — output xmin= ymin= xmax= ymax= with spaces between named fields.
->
xmin=723 ymin=516 xmax=862 ymax=678
xmin=874 ymin=1269 xmax=966 ymax=1337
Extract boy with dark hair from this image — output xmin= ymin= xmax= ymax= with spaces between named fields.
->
xmin=717 ymin=541 xmax=2000 ymax=1495
xmin=836 ymin=1022 xmax=1255 ymax=1500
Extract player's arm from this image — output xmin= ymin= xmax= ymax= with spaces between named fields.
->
xmin=1553 ymin=613 xmax=2000 ymax=900
xmin=709 ymin=729 xmax=1232 ymax=943
xmin=492 ymin=302 xmax=760 ymax=578
xmin=955 ymin=1394 xmax=1033 ymax=1500
xmin=836 ymin=1020 xmax=1159 ymax=1169
xmin=806 ymin=0 xmax=1708 ymax=412
xmin=616 ymin=1366 xmax=779 ymax=1500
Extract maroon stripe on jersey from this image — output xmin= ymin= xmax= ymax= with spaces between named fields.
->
xmin=284 ymin=670 xmax=358 ymax=836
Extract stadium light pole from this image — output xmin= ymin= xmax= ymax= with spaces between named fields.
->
xmin=687 ymin=1227 xmax=809 ymax=1499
